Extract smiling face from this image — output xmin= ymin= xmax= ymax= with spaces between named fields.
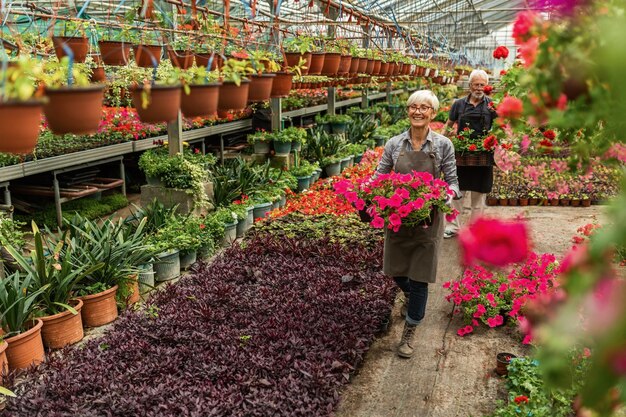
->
xmin=408 ymin=102 xmax=435 ymax=129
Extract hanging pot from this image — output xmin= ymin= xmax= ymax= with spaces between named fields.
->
xmin=270 ymin=72 xmax=293 ymax=98
xmin=0 ymin=101 xmax=43 ymax=154
xmin=52 ymin=36 xmax=89 ymax=63
xmin=349 ymin=57 xmax=360 ymax=75
xmin=338 ymin=55 xmax=352 ymax=75
xmin=371 ymin=59 xmax=382 ymax=75
xmin=308 ymin=52 xmax=326 ymax=75
xmin=247 ymin=74 xmax=275 ymax=103
xmin=365 ymin=59 xmax=375 ymax=75
xmin=131 ymin=84 xmax=181 ymax=123
xmin=217 ymin=79 xmax=250 ymax=112
xmin=195 ymin=53 xmax=222 ymax=70
xmin=43 ymin=85 xmax=105 ymax=135
xmin=98 ymin=41 xmax=132 ymax=65
xmin=90 ymin=66 xmax=106 ymax=83
xmin=167 ymin=48 xmax=195 ymax=69
xmin=40 ymin=299 xmax=84 ymax=349
xmin=357 ymin=58 xmax=368 ymax=73
xmin=284 ymin=52 xmax=312 ymax=75
xmin=321 ymin=52 xmax=341 ymax=76
xmin=181 ymin=83 xmax=221 ymax=118
xmin=134 ymin=44 xmax=162 ymax=68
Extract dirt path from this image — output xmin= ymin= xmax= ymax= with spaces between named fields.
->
xmin=337 ymin=205 xmax=604 ymax=417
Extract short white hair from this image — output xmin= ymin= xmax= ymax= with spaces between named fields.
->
xmin=407 ymin=90 xmax=439 ymax=111
xmin=469 ymin=69 xmax=489 ymax=84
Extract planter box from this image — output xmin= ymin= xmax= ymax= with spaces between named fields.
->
xmin=140 ymin=182 xmax=214 ymax=216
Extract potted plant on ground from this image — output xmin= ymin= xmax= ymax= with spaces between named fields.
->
xmin=281 ymin=126 xmax=307 ymax=152
xmin=272 ymin=129 xmax=293 ymax=155
xmin=41 ymin=57 xmax=105 ymax=135
xmin=0 ymin=57 xmax=43 ymax=154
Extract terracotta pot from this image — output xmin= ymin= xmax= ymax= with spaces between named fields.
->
xmin=365 ymin=59 xmax=375 ymax=75
xmin=134 ymin=44 xmax=162 ymax=68
xmin=131 ymin=85 xmax=181 ymax=123
xmin=338 ymin=55 xmax=352 ymax=75
xmin=0 ymin=341 xmax=7 ymax=383
xmin=508 ymin=198 xmax=518 ymax=206
xmin=320 ymin=52 xmax=341 ymax=76
xmin=90 ymin=66 xmax=106 ymax=83
xmin=270 ymin=72 xmax=293 ymax=98
xmin=125 ymin=275 xmax=140 ymax=305
xmin=549 ymin=198 xmax=559 ymax=206
xmin=518 ymin=198 xmax=529 ymax=206
xmin=496 ymin=352 xmax=517 ymax=376
xmin=349 ymin=57 xmax=360 ymax=75
xmin=379 ymin=62 xmax=389 ymax=76
xmin=44 ymin=85 xmax=105 ymax=135
xmin=582 ymin=199 xmax=591 ymax=207
xmin=559 ymin=198 xmax=570 ymax=206
xmin=167 ymin=48 xmax=195 ymax=69
xmin=357 ymin=58 xmax=368 ymax=73
xmin=486 ymin=197 xmax=498 ymax=206
xmin=529 ymin=198 xmax=538 ymax=205
xmin=0 ymin=101 xmax=43 ymax=154
xmin=284 ymin=52 xmax=312 ymax=75
xmin=570 ymin=199 xmax=580 ymax=207
xmin=247 ymin=74 xmax=275 ymax=103
xmin=181 ymin=83 xmax=220 ymax=118
xmin=308 ymin=52 xmax=325 ymax=75
xmin=40 ymin=299 xmax=84 ymax=349
xmin=5 ymin=319 xmax=45 ymax=371
xmin=98 ymin=41 xmax=132 ymax=65
xmin=79 ymin=285 xmax=118 ymax=327
xmin=52 ymin=36 xmax=89 ymax=63
xmin=217 ymin=79 xmax=250 ymax=112
xmin=499 ymin=198 xmax=508 ymax=206
xmin=372 ymin=59 xmax=382 ymax=75
xmin=195 ymin=53 xmax=222 ymax=70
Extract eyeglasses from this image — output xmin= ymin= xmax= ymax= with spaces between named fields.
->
xmin=471 ymin=83 xmax=487 ymax=88
xmin=408 ymin=104 xmax=433 ymax=113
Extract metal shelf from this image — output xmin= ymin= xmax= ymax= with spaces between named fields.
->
xmin=283 ymin=104 xmax=328 ymax=118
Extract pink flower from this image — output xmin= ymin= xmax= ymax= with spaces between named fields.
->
xmin=522 ymin=334 xmax=533 ymax=344
xmin=354 ymin=198 xmax=366 ymax=210
xmin=396 ymin=187 xmax=410 ymax=199
xmin=486 ymin=316 xmax=503 ymax=327
xmin=388 ymin=194 xmax=404 ymax=208
xmin=389 ymin=213 xmax=402 ymax=227
xmin=518 ymin=37 xmax=539 ymax=68
xmin=498 ymin=283 xmax=508 ymax=293
xmin=445 ymin=209 xmax=459 ymax=222
xmin=512 ymin=11 xmax=538 ymax=44
xmin=345 ymin=191 xmax=358 ymax=203
xmin=370 ymin=216 xmax=385 ymax=229
xmin=397 ymin=204 xmax=412 ymax=218
xmin=473 ymin=304 xmax=487 ymax=318
xmin=459 ymin=217 xmax=531 ymax=267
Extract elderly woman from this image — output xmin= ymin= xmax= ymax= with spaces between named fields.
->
xmin=443 ymin=69 xmax=498 ymax=238
xmin=375 ymin=90 xmax=460 ymax=358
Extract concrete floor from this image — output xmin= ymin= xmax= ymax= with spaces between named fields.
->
xmin=337 ymin=204 xmax=605 ymax=417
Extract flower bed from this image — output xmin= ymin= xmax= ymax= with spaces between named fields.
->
xmin=3 ymin=215 xmax=394 ymax=416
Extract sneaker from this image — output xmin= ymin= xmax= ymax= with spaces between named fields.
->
xmin=444 ymin=230 xmax=457 ymax=239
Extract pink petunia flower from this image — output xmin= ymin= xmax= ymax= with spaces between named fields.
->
xmin=459 ymin=217 xmax=531 ymax=267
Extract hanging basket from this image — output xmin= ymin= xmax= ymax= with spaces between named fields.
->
xmin=270 ymin=72 xmax=293 ymax=98
xmin=308 ymin=52 xmax=326 ymax=75
xmin=181 ymin=83 xmax=221 ymax=118
xmin=455 ymin=152 xmax=494 ymax=167
xmin=247 ymin=74 xmax=275 ymax=103
xmin=43 ymin=85 xmax=105 ymax=135
xmin=284 ymin=52 xmax=312 ymax=75
xmin=217 ymin=79 xmax=250 ymax=112
xmin=98 ymin=41 xmax=132 ymax=65
xmin=321 ymin=53 xmax=342 ymax=76
xmin=167 ymin=48 xmax=195 ymax=69
xmin=52 ymin=36 xmax=89 ymax=63
xmin=134 ymin=44 xmax=162 ymax=68
xmin=0 ymin=101 xmax=43 ymax=154
xmin=131 ymin=85 xmax=181 ymax=123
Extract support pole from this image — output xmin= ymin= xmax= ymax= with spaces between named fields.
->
xmin=361 ymin=87 xmax=368 ymax=109
xmin=270 ymin=97 xmax=282 ymax=131
xmin=53 ymin=173 xmax=62 ymax=229
xmin=167 ymin=111 xmax=183 ymax=155
xmin=328 ymin=86 xmax=336 ymax=116
xmin=119 ymin=159 xmax=127 ymax=196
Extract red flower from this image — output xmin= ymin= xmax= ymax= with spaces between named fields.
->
xmin=518 ymin=37 xmax=539 ymax=68
xmin=468 ymin=144 xmax=478 ymax=151
xmin=483 ymin=85 xmax=493 ymax=95
xmin=500 ymin=69 xmax=507 ymax=76
xmin=539 ymin=139 xmax=553 ymax=148
xmin=482 ymin=135 xmax=498 ymax=151
xmin=542 ymin=129 xmax=556 ymax=140
xmin=512 ymin=11 xmax=538 ymax=44
xmin=514 ymin=395 xmax=529 ymax=404
xmin=199 ymin=224 xmax=206 ymax=229
xmin=492 ymin=46 xmax=509 ymax=59
xmin=496 ymin=96 xmax=524 ymax=120
xmin=459 ymin=217 xmax=531 ymax=267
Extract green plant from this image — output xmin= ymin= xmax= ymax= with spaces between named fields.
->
xmin=0 ymin=271 xmax=48 ymax=336
xmin=147 ymin=216 xmax=201 ymax=252
xmin=220 ymin=58 xmax=254 ymax=86
xmin=290 ymin=160 xmax=317 ymax=178
xmin=283 ymin=36 xmax=315 ymax=54
xmin=279 ymin=126 xmax=307 ymax=145
xmin=0 ymin=214 xmax=25 ymax=249
xmin=41 ymin=57 xmax=92 ymax=89
xmin=0 ymin=56 xmax=43 ymax=102
xmin=181 ymin=66 xmax=219 ymax=90
xmin=247 ymin=130 xmax=272 ymax=144
xmin=247 ymin=50 xmax=281 ymax=74
xmin=315 ymin=113 xmax=353 ymax=125
xmin=125 ymin=199 xmax=179 ymax=236
xmin=5 ymin=223 xmax=103 ymax=316
xmin=211 ymin=207 xmax=239 ymax=225
xmin=59 ymin=20 xmax=89 ymax=37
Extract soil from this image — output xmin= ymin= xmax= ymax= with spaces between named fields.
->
xmin=336 ymin=204 xmax=605 ymax=417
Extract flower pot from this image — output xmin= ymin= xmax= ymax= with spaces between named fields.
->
xmin=372 ymin=59 xmax=382 ymax=75
xmin=560 ymin=198 xmax=570 ymax=206
xmin=253 ymin=141 xmax=271 ymax=154
xmin=379 ymin=62 xmax=390 ymax=76
xmin=253 ymin=202 xmax=272 ymax=221
xmin=349 ymin=57 xmax=360 ymax=75
xmin=358 ymin=58 xmax=368 ymax=73
xmin=365 ymin=59 xmax=375 ymax=75
xmin=321 ymin=53 xmax=342 ymax=76
xmin=217 ymin=80 xmax=250 ymax=112
xmin=570 ymin=198 xmax=581 ymax=207
xmin=508 ymin=198 xmax=518 ymax=206
xmin=339 ymin=156 xmax=351 ymax=172
xmin=43 ymin=85 xmax=105 ymax=135
xmin=291 ymin=141 xmax=302 ymax=152
xmin=285 ymin=52 xmax=312 ymax=75
xmin=374 ymin=136 xmax=385 ymax=147
xmin=499 ymin=198 xmax=508 ymax=206
xmin=52 ymin=36 xmax=89 ymax=62
xmin=181 ymin=83 xmax=220 ymax=118
xmin=90 ymin=66 xmax=106 ymax=83
xmin=279 ymin=194 xmax=287 ymax=208
xmin=0 ymin=101 xmax=43 ymax=154
xmin=0 ymin=341 xmax=7 ymax=383
xmin=5 ymin=319 xmax=45 ymax=371
xmin=131 ymin=85 xmax=181 ymax=123
xmin=134 ymin=44 xmax=162 ymax=68
xmin=79 ymin=285 xmax=118 ymax=327
xmin=236 ymin=218 xmax=246 ymax=238
xmin=154 ymin=249 xmax=180 ymax=282
xmin=270 ymin=72 xmax=293 ymax=98
xmin=353 ymin=153 xmax=363 ymax=164
xmin=308 ymin=52 xmax=326 ymax=75
xmin=98 ymin=41 xmax=132 ymax=65
xmin=179 ymin=249 xmax=197 ymax=270
xmin=330 ymin=121 xmax=350 ymax=134
xmin=496 ymin=352 xmax=517 ymax=376
xmin=138 ymin=263 xmax=155 ymax=294
xmin=296 ymin=176 xmax=311 ymax=192
xmin=486 ymin=197 xmax=498 ymax=206
xmin=271 ymin=200 xmax=280 ymax=210
xmin=40 ymin=299 xmax=84 ymax=349
xmin=222 ymin=221 xmax=237 ymax=246
xmin=245 ymin=206 xmax=254 ymax=231
xmin=324 ymin=161 xmax=341 ymax=177
xmin=518 ymin=198 xmax=529 ymax=206
xmin=582 ymin=199 xmax=591 ymax=207
xmin=124 ymin=274 xmax=141 ymax=305
xmin=195 ymin=53 xmax=222 ymax=70
xmin=529 ymin=198 xmax=539 ymax=206
xmin=248 ymin=74 xmax=275 ymax=103
xmin=167 ymin=48 xmax=195 ymax=69
xmin=273 ymin=141 xmax=292 ymax=155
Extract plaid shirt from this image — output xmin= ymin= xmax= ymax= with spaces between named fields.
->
xmin=375 ymin=129 xmax=461 ymax=198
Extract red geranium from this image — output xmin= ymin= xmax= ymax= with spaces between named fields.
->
xmin=542 ymin=129 xmax=556 ymax=140
xmin=483 ymin=85 xmax=493 ymax=95
xmin=482 ymin=135 xmax=498 ymax=151
xmin=500 ymin=69 xmax=507 ymax=76
xmin=496 ymin=96 xmax=524 ymax=120
xmin=492 ymin=46 xmax=509 ymax=59
xmin=514 ymin=395 xmax=529 ymax=404
xmin=468 ymin=144 xmax=478 ymax=151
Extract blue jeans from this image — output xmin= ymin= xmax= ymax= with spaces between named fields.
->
xmin=393 ymin=277 xmax=428 ymax=326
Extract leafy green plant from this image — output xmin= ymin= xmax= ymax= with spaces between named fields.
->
xmin=0 ymin=56 xmax=43 ymax=102
xmin=147 ymin=216 xmax=201 ymax=252
xmin=220 ymin=58 xmax=254 ymax=86
xmin=41 ymin=57 xmax=92 ymax=89
xmin=247 ymin=130 xmax=273 ymax=144
xmin=247 ymin=50 xmax=281 ymax=74
xmin=0 ymin=271 xmax=48 ymax=336
xmin=279 ymin=126 xmax=307 ymax=145
xmin=181 ymin=66 xmax=219 ymax=89
xmin=283 ymin=36 xmax=315 ymax=54
xmin=0 ymin=214 xmax=25 ymax=249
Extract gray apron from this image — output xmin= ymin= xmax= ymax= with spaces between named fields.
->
xmin=383 ymin=141 xmax=444 ymax=283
